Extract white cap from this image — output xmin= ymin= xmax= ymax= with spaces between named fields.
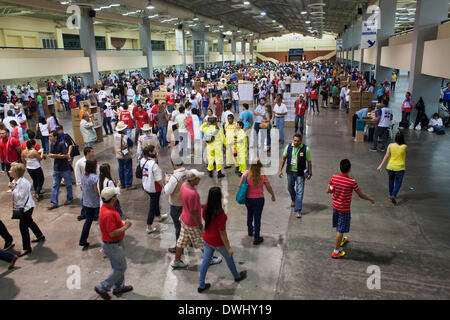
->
xmin=187 ymin=169 xmax=204 ymax=181
xmin=101 ymin=186 xmax=119 ymax=202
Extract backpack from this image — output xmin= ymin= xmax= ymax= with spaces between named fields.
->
xmin=135 ymin=159 xmax=149 ymax=179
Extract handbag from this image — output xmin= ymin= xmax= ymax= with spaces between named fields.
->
xmin=67 ymin=134 xmax=80 ymax=158
xmin=36 ymin=126 xmax=43 ymax=140
xmin=236 ymin=175 xmax=248 ymax=205
xmin=135 ymin=159 xmax=149 ymax=179
xmin=12 ymin=195 xmax=29 ymax=220
xmin=259 ymin=121 xmax=269 ymax=129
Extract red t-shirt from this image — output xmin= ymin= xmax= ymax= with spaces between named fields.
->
xmin=295 ymin=99 xmax=306 ymax=116
xmin=99 ymin=203 xmax=125 ymax=242
xmin=311 ymin=89 xmax=318 ymax=100
xmin=132 ymin=105 xmax=140 ymax=119
xmin=21 ymin=140 xmax=41 ymax=151
xmin=165 ymin=92 xmax=175 ymax=105
xmin=69 ymin=96 xmax=77 ymax=108
xmin=135 ymin=110 xmax=149 ymax=130
xmin=202 ymin=205 xmax=227 ymax=247
xmin=119 ymin=110 xmax=133 ymax=128
xmin=180 ymin=183 xmax=201 ymax=227
xmin=328 ymin=174 xmax=360 ymax=213
xmin=0 ymin=136 xmax=20 ymax=163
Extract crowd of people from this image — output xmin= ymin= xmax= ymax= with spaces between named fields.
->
xmin=0 ymin=59 xmax=447 ymax=298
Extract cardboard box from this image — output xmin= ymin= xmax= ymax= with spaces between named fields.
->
xmin=350 ymin=91 xmax=361 ymax=102
xmin=355 ymin=130 xmax=365 ymax=143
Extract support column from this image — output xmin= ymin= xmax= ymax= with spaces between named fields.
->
xmin=79 ymin=7 xmax=99 ymax=85
xmin=374 ymin=0 xmax=396 ymax=84
xmin=175 ymin=25 xmax=186 ymax=71
xmin=218 ymin=34 xmax=224 ymax=66
xmin=231 ymin=37 xmax=237 ymax=64
xmin=242 ymin=39 xmax=246 ymax=64
xmin=55 ymin=28 xmax=64 ymax=49
xmin=105 ymin=33 xmax=112 ymax=50
xmin=192 ymin=26 xmax=209 ymax=69
xmin=250 ymin=39 xmax=254 ymax=63
xmin=409 ymin=0 xmax=449 ymax=117
xmin=139 ymin=17 xmax=153 ymax=79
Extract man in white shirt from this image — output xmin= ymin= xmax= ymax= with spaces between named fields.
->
xmin=3 ymin=110 xmax=15 ymax=133
xmin=273 ymin=94 xmax=288 ymax=143
xmin=74 ymin=147 xmax=95 ymax=221
xmin=221 ymin=104 xmax=234 ymax=126
xmin=254 ymin=98 xmax=266 ymax=148
xmin=370 ymin=100 xmax=393 ymax=152
xmin=339 ymin=86 xmax=347 ymax=110
xmin=61 ymin=88 xmax=69 ymax=110
xmin=174 ymin=106 xmax=188 ymax=156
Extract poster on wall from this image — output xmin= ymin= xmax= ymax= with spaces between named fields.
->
xmin=238 ymin=83 xmax=253 ymax=102
xmin=361 ymin=20 xmax=377 ymax=49
xmin=291 ymin=82 xmax=306 ymax=94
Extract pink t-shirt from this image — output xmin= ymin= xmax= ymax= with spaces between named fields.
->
xmin=243 ymin=170 xmax=268 ymax=199
xmin=180 ymin=182 xmax=202 ymax=227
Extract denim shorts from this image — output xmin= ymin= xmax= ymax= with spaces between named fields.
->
xmin=332 ymin=210 xmax=351 ymax=233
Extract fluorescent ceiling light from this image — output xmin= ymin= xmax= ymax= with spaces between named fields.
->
xmin=219 ymin=25 xmax=224 ymax=28
xmin=193 ymin=17 xmax=199 ymax=21
xmin=243 ymin=1 xmax=250 ymax=5
xmin=146 ymin=0 xmax=155 ymax=9
xmin=305 ymin=20 xmax=311 ymax=24
xmin=60 ymin=1 xmax=70 ymax=4
xmin=205 ymin=24 xmax=210 ymax=27
xmin=301 ymin=11 xmax=307 ymax=15
xmin=260 ymin=12 xmax=266 ymax=16
xmin=148 ymin=14 xmax=158 ymax=18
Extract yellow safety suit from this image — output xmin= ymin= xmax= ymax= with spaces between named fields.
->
xmin=224 ymin=121 xmax=238 ymax=167
xmin=201 ymin=122 xmax=226 ymax=172
xmin=236 ymin=128 xmax=247 ymax=173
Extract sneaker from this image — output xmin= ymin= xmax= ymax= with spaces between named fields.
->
xmin=235 ymin=270 xmax=247 ymax=282
xmin=197 ymin=283 xmax=211 ymax=293
xmin=94 ymin=287 xmax=111 ymax=300
xmin=331 ymin=250 xmax=346 ymax=259
xmin=253 ymin=237 xmax=264 ymax=245
xmin=158 ymin=214 xmax=168 ymax=222
xmin=47 ymin=204 xmax=58 ymax=210
xmin=369 ymin=148 xmax=377 ymax=152
xmin=8 ymin=255 xmax=18 ymax=270
xmin=81 ymin=243 xmax=90 ymax=250
xmin=248 ymin=229 xmax=253 ymax=237
xmin=295 ymin=212 xmax=302 ymax=219
xmin=390 ymin=196 xmax=397 ymax=205
xmin=171 ymin=260 xmax=188 ymax=269
xmin=77 ymin=215 xmax=86 ymax=221
xmin=31 ymin=236 xmax=45 ymax=243
xmin=4 ymin=241 xmax=14 ymax=251
xmin=64 ymin=199 xmax=73 ymax=206
xmin=217 ymin=171 xmax=225 ymax=179
xmin=340 ymin=236 xmax=349 ymax=247
xmin=146 ymin=226 xmax=158 ymax=234
xmin=112 ymin=285 xmax=133 ymax=296
xmin=210 ymin=256 xmax=222 ymax=265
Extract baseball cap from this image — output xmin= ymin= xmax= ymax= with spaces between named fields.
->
xmin=101 ymin=186 xmax=120 ymax=202
xmin=187 ymin=169 xmax=204 ymax=181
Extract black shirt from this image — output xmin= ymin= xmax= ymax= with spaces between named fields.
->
xmin=51 ymin=140 xmax=70 ymax=172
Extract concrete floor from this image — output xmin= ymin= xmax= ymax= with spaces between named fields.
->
xmin=1 ymin=77 xmax=449 ymax=300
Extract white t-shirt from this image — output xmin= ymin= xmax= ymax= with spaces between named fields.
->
xmin=232 ymin=90 xmax=240 ymax=101
xmin=61 ymin=89 xmax=69 ymax=102
xmin=430 ymin=118 xmax=443 ymax=127
xmin=378 ymin=107 xmax=393 ymax=128
xmin=175 ymin=113 xmax=187 ymax=133
xmin=38 ymin=123 xmax=49 ymax=136
xmin=273 ymin=103 xmax=288 ymax=117
xmin=3 ymin=116 xmax=15 ymax=132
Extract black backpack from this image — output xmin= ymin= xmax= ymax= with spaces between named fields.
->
xmin=135 ymin=159 xmax=149 ymax=179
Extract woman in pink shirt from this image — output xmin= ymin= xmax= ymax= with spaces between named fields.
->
xmin=238 ymin=159 xmax=276 ymax=245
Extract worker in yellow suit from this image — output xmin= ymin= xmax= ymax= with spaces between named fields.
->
xmin=235 ymin=121 xmax=247 ymax=176
xmin=201 ymin=116 xmax=226 ymax=178
xmin=224 ymin=113 xmax=238 ymax=171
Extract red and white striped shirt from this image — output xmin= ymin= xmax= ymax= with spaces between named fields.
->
xmin=328 ymin=174 xmax=359 ymax=213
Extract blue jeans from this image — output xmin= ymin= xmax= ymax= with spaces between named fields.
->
xmin=134 ymin=128 xmax=141 ymax=143
xmin=245 ymin=197 xmax=265 ymax=240
xmin=38 ymin=104 xmax=44 ymax=118
xmin=96 ymin=240 xmax=127 ymax=293
xmin=287 ymin=172 xmax=305 ymax=213
xmin=433 ymin=126 xmax=445 ymax=133
xmin=146 ymin=191 xmax=161 ymax=226
xmin=387 ymin=170 xmax=405 ymax=197
xmin=311 ymin=99 xmax=319 ymax=112
xmin=103 ymin=117 xmax=113 ymax=135
xmin=0 ymin=249 xmax=14 ymax=263
xmin=199 ymin=241 xmax=239 ymax=289
xmin=276 ymin=117 xmax=285 ymax=141
xmin=158 ymin=125 xmax=168 ymax=147
xmin=118 ymin=159 xmax=133 ymax=189
xmin=79 ymin=207 xmax=98 ymax=246
xmin=41 ymin=136 xmax=49 ymax=154
xmin=80 ymin=199 xmax=86 ymax=218
xmin=51 ymin=170 xmax=73 ymax=206
xmin=295 ymin=115 xmax=304 ymax=134
xmin=233 ymin=100 xmax=239 ymax=113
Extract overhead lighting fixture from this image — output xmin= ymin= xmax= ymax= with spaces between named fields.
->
xmin=193 ymin=16 xmax=199 ymax=21
xmin=60 ymin=1 xmax=71 ymax=4
xmin=243 ymin=1 xmax=250 ymax=5
xmin=219 ymin=25 xmax=224 ymax=28
xmin=237 ymin=29 xmax=241 ymax=33
xmin=148 ymin=14 xmax=159 ymax=18
xmin=205 ymin=24 xmax=210 ymax=27
xmin=305 ymin=20 xmax=311 ymax=24
xmin=146 ymin=0 xmax=155 ymax=9
xmin=301 ymin=11 xmax=307 ymax=15
xmin=260 ymin=11 xmax=266 ymax=16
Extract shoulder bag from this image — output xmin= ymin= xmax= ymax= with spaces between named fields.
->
xmin=236 ymin=175 xmax=248 ymax=205
xmin=12 ymin=194 xmax=29 ymax=220
xmin=136 ymin=159 xmax=149 ymax=179
xmin=67 ymin=134 xmax=80 ymax=158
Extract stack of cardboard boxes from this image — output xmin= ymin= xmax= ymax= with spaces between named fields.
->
xmin=361 ymin=91 xmax=373 ymax=108
xmin=38 ymin=87 xmax=56 ymax=117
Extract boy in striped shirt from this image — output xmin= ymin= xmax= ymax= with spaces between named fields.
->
xmin=326 ymin=159 xmax=375 ymax=259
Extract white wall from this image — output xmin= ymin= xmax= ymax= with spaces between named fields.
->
xmin=256 ymin=33 xmax=336 ymax=52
